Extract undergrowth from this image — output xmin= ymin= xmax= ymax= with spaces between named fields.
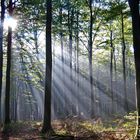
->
xmin=0 ymin=112 xmax=137 ymax=140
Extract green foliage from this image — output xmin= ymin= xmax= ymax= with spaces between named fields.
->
xmin=114 ymin=111 xmax=137 ymax=139
xmin=79 ymin=121 xmax=114 ymax=132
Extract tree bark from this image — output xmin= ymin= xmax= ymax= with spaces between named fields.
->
xmin=59 ymin=1 xmax=65 ymax=115
xmin=5 ymin=0 xmax=13 ymax=125
xmin=42 ymin=0 xmax=52 ymax=133
xmin=110 ymin=29 xmax=114 ymax=113
xmin=128 ymin=0 xmax=140 ymax=138
xmin=76 ymin=10 xmax=80 ymax=116
xmin=68 ymin=0 xmax=74 ymax=115
xmin=0 ymin=0 xmax=5 ymax=122
xmin=121 ymin=10 xmax=128 ymax=112
xmin=89 ymin=0 xmax=94 ymax=117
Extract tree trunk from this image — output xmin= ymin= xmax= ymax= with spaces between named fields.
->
xmin=89 ymin=0 xmax=94 ymax=118
xmin=76 ymin=10 xmax=80 ymax=116
xmin=128 ymin=0 xmax=140 ymax=138
xmin=113 ymin=48 xmax=117 ymax=82
xmin=68 ymin=8 xmax=73 ymax=70
xmin=42 ymin=0 xmax=52 ymax=133
xmin=113 ymin=48 xmax=117 ymax=112
xmin=68 ymin=1 xmax=73 ymax=115
xmin=0 ymin=0 xmax=5 ymax=122
xmin=59 ymin=2 xmax=65 ymax=116
xmin=59 ymin=2 xmax=64 ymax=63
xmin=5 ymin=0 xmax=13 ymax=125
xmin=121 ymin=10 xmax=128 ymax=112
xmin=110 ymin=29 xmax=114 ymax=113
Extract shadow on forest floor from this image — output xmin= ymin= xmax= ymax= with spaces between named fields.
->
xmin=0 ymin=118 xmax=134 ymax=140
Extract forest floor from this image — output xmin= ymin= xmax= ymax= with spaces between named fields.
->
xmin=0 ymin=117 xmax=135 ymax=140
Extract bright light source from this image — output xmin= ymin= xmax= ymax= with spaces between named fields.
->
xmin=54 ymin=45 xmax=61 ymax=56
xmin=4 ymin=17 xmax=17 ymax=31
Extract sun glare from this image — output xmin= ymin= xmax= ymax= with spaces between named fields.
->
xmin=4 ymin=17 xmax=17 ymax=31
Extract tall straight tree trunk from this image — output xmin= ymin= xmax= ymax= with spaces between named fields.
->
xmin=59 ymin=2 xmax=67 ymax=116
xmin=68 ymin=1 xmax=73 ymax=115
xmin=76 ymin=10 xmax=79 ymax=81
xmin=113 ymin=48 xmax=117 ymax=112
xmin=128 ymin=0 xmax=140 ymax=138
xmin=14 ymin=80 xmax=18 ymax=122
xmin=121 ymin=10 xmax=128 ymax=112
xmin=113 ymin=49 xmax=117 ymax=82
xmin=42 ymin=0 xmax=52 ymax=133
xmin=0 ymin=0 xmax=5 ymax=122
xmin=59 ymin=0 xmax=64 ymax=102
xmin=76 ymin=10 xmax=80 ymax=115
xmin=89 ymin=0 xmax=94 ymax=117
xmin=13 ymin=79 xmax=18 ymax=122
xmin=68 ymin=5 xmax=73 ymax=70
xmin=5 ymin=0 xmax=13 ymax=125
xmin=110 ymin=29 xmax=114 ymax=113
xmin=59 ymin=1 xmax=64 ymax=63
xmin=70 ymin=10 xmax=74 ymax=114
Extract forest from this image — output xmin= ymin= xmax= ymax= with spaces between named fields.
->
xmin=0 ymin=0 xmax=140 ymax=139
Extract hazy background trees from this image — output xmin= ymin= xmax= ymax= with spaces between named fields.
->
xmin=0 ymin=0 xmax=137 ymax=134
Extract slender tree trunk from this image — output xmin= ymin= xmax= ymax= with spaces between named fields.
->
xmin=128 ymin=0 xmax=140 ymax=138
xmin=14 ymin=81 xmax=18 ymax=122
xmin=68 ymin=9 xmax=73 ymax=70
xmin=0 ymin=0 xmax=5 ymax=122
xmin=89 ymin=0 xmax=94 ymax=117
xmin=42 ymin=0 xmax=52 ymax=133
xmin=121 ymin=10 xmax=128 ymax=112
xmin=14 ymin=80 xmax=17 ymax=122
xmin=68 ymin=1 xmax=73 ymax=115
xmin=128 ymin=57 xmax=132 ymax=82
xmin=113 ymin=48 xmax=117 ymax=112
xmin=76 ymin=10 xmax=80 ymax=116
xmin=76 ymin=10 xmax=79 ymax=86
xmin=110 ymin=29 xmax=114 ymax=113
xmin=113 ymin=49 xmax=117 ymax=82
xmin=59 ymin=2 xmax=64 ymax=63
xmin=5 ymin=0 xmax=13 ymax=125
xmin=10 ymin=77 xmax=15 ymax=121
xmin=59 ymin=2 xmax=65 ymax=116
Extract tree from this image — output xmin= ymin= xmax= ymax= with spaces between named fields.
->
xmin=128 ymin=0 xmax=140 ymax=138
xmin=75 ymin=9 xmax=80 ymax=116
xmin=5 ymin=0 xmax=14 ymax=125
xmin=121 ymin=9 xmax=128 ymax=112
xmin=109 ymin=23 xmax=114 ymax=113
xmin=42 ymin=0 xmax=52 ymax=133
xmin=87 ymin=0 xmax=94 ymax=117
xmin=0 ymin=0 xmax=5 ymax=122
